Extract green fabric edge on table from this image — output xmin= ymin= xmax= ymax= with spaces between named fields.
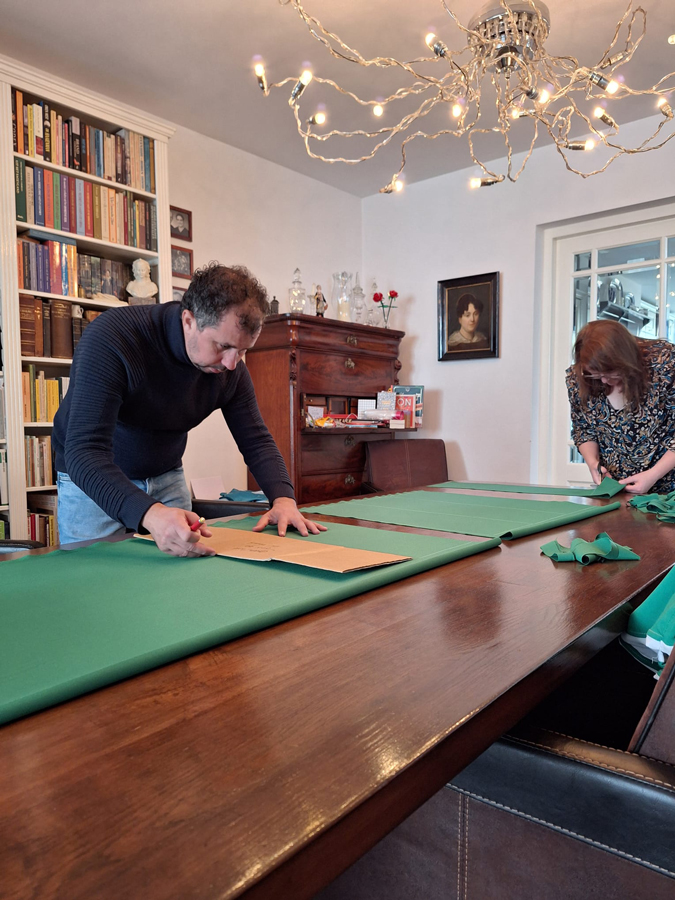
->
xmin=628 ymin=491 xmax=675 ymax=523
xmin=540 ymin=532 xmax=640 ymax=566
xmin=302 ymin=491 xmax=622 ymax=540
xmin=0 ymin=519 xmax=499 ymax=726
xmin=621 ymin=563 xmax=675 ymax=675
xmin=429 ymin=477 xmax=624 ymax=498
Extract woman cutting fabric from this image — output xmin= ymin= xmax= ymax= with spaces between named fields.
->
xmin=566 ymin=319 xmax=675 ymax=494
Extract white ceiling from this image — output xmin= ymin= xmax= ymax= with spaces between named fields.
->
xmin=1 ymin=0 xmax=673 ymax=196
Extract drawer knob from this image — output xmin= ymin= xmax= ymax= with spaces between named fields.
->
xmin=344 ymin=358 xmax=356 ymax=370
xmin=346 ymin=335 xmax=358 ymax=347
xmin=344 ymin=436 xmax=355 ymax=447
xmin=344 ymin=474 xmax=356 ymax=486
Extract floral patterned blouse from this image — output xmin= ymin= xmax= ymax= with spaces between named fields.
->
xmin=566 ymin=339 xmax=675 ymax=493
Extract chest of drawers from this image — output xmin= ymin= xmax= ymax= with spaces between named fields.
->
xmin=245 ymin=314 xmax=404 ymax=504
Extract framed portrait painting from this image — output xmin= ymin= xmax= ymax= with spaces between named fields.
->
xmin=172 ymin=287 xmax=186 ymax=302
xmin=170 ymin=206 xmax=192 ymax=241
xmin=171 ymin=246 xmax=194 ymax=280
xmin=437 ymin=272 xmax=499 ymax=361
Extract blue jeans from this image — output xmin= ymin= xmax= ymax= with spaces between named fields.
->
xmin=57 ymin=467 xmax=192 ymax=545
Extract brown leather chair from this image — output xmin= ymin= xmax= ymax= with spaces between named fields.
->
xmin=363 ymin=439 xmax=448 ymax=493
xmin=316 ymin=642 xmax=675 ymax=899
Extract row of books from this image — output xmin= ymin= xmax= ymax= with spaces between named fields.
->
xmin=0 ymin=375 xmax=5 ymax=441
xmin=0 ymin=448 xmax=7 ymax=505
xmin=25 ymin=434 xmax=53 ymax=488
xmin=15 ymin=159 xmax=158 ymax=251
xmin=28 ymin=511 xmax=58 ymax=547
xmin=17 ymin=234 xmax=133 ymax=301
xmin=12 ymin=88 xmax=155 ymax=193
xmin=22 ymin=366 xmax=70 ymax=423
xmin=0 ymin=519 xmax=6 ymax=539
xmin=20 ymin=294 xmax=103 ymax=359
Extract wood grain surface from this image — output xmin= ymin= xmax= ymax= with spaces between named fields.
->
xmin=1 ymin=496 xmax=673 ymax=900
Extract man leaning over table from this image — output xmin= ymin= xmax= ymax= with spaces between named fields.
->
xmin=53 ymin=262 xmax=325 ymax=557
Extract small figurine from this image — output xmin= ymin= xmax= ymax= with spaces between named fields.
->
xmin=126 ymin=258 xmax=158 ymax=305
xmin=314 ymin=284 xmax=327 ymax=317
xmin=270 ymin=295 xmax=279 ymax=315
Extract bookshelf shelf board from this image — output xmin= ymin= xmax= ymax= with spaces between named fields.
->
xmin=17 ymin=289 xmax=129 ymax=310
xmin=0 ymin=505 xmax=8 ymax=512
xmin=22 ymin=356 xmax=72 ymax=365
xmin=13 ymin=152 xmax=156 ymax=200
xmin=0 ymin=438 xmax=6 ymax=444
xmin=24 ymin=422 xmax=54 ymax=428
xmin=26 ymin=484 xmax=55 ymax=492
xmin=16 ymin=222 xmax=157 ymax=262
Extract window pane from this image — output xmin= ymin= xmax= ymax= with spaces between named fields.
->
xmin=574 ymin=252 xmax=591 ymax=271
xmin=668 ymin=237 xmax=675 ymax=258
xmin=570 ymin=445 xmax=583 ymax=464
xmin=597 ymin=266 xmax=659 ymax=338
xmin=667 ymin=263 xmax=675 ymax=343
xmin=572 ymin=276 xmax=591 ymax=343
xmin=597 ymin=240 xmax=660 ymax=268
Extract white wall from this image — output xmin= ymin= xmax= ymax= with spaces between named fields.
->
xmin=362 ymin=116 xmax=675 ymax=483
xmin=168 ymin=126 xmax=362 ymax=494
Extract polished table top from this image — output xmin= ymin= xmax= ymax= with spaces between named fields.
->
xmin=1 ymin=493 xmax=674 ymax=900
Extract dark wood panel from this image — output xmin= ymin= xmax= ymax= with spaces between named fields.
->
xmin=299 ymin=349 xmax=396 ymax=395
xmin=299 ymin=470 xmax=365 ymax=502
xmin=251 ymin=313 xmax=404 ymax=357
xmin=301 ymin=432 xmax=393 ymax=475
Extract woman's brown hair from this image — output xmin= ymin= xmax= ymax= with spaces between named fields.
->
xmin=573 ymin=319 xmax=649 ymax=409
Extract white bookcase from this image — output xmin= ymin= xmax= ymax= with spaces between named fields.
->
xmin=0 ymin=54 xmax=174 ymax=540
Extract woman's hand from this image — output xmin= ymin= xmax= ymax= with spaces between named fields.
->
xmin=618 ymin=470 xmax=659 ymax=494
xmin=590 ymin=464 xmax=608 ymax=485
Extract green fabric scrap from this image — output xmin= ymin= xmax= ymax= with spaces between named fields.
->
xmin=620 ymin=563 xmax=675 ymax=676
xmin=628 ymin=491 xmax=675 ymax=523
xmin=540 ymin=531 xmax=640 ymax=566
xmin=431 ymin=477 xmax=624 ymax=498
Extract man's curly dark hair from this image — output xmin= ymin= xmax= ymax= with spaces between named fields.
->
xmin=180 ymin=262 xmax=270 ymax=334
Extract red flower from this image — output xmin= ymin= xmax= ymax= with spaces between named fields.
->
xmin=373 ymin=292 xmax=384 ymax=303
xmin=388 ymin=290 xmax=398 ymax=299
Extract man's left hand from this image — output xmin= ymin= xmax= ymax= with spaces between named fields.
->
xmin=619 ymin=470 xmax=659 ymax=494
xmin=252 ymin=497 xmax=327 ymax=536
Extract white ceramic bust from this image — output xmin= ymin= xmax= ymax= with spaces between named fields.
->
xmin=126 ymin=258 xmax=158 ymax=302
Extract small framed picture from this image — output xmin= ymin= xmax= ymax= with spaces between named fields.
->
xmin=437 ymin=272 xmax=499 ymax=361
xmin=170 ymin=206 xmax=192 ymax=241
xmin=172 ymin=287 xmax=186 ymax=302
xmin=171 ymin=246 xmax=194 ymax=280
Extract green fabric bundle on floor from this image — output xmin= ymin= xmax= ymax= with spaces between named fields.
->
xmin=621 ymin=564 xmax=675 ymax=676
xmin=540 ymin=532 xmax=640 ymax=566
xmin=628 ymin=491 xmax=675 ymax=523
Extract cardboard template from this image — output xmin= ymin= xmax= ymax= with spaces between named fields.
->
xmin=135 ymin=528 xmax=411 ymax=573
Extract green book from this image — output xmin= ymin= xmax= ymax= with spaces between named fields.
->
xmin=14 ymin=157 xmax=26 ymax=222
xmin=28 ymin=364 xmax=36 ymax=423
xmin=52 ymin=172 xmax=61 ymax=232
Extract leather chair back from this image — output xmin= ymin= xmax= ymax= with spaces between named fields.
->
xmin=629 ymin=647 xmax=675 ymax=763
xmin=364 ymin=439 xmax=448 ymax=493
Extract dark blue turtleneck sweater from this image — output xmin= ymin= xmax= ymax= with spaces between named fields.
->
xmin=53 ymin=302 xmax=294 ymax=531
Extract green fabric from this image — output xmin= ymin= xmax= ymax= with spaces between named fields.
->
xmin=540 ymin=532 xmax=640 ymax=565
xmin=219 ymin=488 xmax=267 ymax=503
xmin=430 ymin=478 xmax=624 ymax=498
xmin=628 ymin=491 xmax=675 ymax=523
xmin=621 ymin=564 xmax=675 ymax=676
xmin=302 ymin=491 xmax=621 ymax=540
xmin=0 ymin=518 xmax=499 ymax=726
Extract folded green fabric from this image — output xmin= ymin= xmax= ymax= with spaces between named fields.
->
xmin=540 ymin=531 xmax=640 ymax=566
xmin=620 ymin=563 xmax=675 ymax=676
xmin=628 ymin=491 xmax=675 ymax=523
xmin=432 ymin=477 xmax=624 ymax=499
xmin=219 ymin=489 xmax=268 ymax=503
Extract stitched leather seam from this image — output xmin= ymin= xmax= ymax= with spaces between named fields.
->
xmin=464 ymin=795 xmax=469 ymax=900
xmin=510 ymin=736 xmax=675 ymax=792
xmin=456 ymin=792 xmax=461 ymax=900
xmin=528 ymin=729 xmax=675 ymax=770
xmin=452 ymin=788 xmax=675 ymax=878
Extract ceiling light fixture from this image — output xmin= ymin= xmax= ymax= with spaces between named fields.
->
xmin=255 ymin=0 xmax=675 ymax=190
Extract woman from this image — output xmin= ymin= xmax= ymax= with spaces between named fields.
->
xmin=566 ymin=319 xmax=675 ymax=493
xmin=447 ymin=293 xmax=488 ymax=349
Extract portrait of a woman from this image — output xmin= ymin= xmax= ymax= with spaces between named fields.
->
xmin=447 ymin=293 xmax=488 ymax=350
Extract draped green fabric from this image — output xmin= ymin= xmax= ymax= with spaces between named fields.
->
xmin=302 ymin=491 xmax=621 ymax=540
xmin=628 ymin=491 xmax=675 ymax=523
xmin=430 ymin=478 xmax=624 ymax=498
xmin=0 ymin=518 xmax=499 ymax=726
xmin=621 ymin=564 xmax=675 ymax=676
xmin=540 ymin=532 xmax=640 ymax=565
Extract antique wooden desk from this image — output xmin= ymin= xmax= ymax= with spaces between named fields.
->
xmin=1 ymin=494 xmax=673 ymax=900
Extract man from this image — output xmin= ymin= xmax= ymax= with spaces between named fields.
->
xmin=53 ymin=263 xmax=325 ymax=557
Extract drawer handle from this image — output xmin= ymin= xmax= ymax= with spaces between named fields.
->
xmin=344 ymin=436 xmax=355 ymax=447
xmin=344 ymin=358 xmax=356 ymax=370
xmin=344 ymin=474 xmax=356 ymax=486
xmin=346 ymin=335 xmax=358 ymax=347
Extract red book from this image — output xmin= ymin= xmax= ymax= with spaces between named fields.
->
xmin=48 ymin=241 xmax=62 ymax=295
xmin=68 ymin=178 xmax=77 ymax=235
xmin=43 ymin=169 xmax=54 ymax=229
xmin=84 ymin=180 xmax=94 ymax=237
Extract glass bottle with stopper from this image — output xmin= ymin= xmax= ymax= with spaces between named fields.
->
xmin=351 ymin=272 xmax=366 ymax=323
xmin=289 ymin=268 xmax=306 ymax=313
xmin=366 ymin=278 xmax=382 ymax=326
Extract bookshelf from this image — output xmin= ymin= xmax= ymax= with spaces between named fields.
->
xmin=0 ymin=54 xmax=174 ymax=541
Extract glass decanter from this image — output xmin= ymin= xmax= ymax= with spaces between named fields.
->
xmin=332 ymin=271 xmax=353 ymax=322
xmin=289 ymin=268 xmax=306 ymax=313
xmin=351 ymin=272 xmax=366 ymax=323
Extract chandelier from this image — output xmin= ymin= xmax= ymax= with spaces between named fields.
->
xmin=253 ymin=0 xmax=675 ymax=190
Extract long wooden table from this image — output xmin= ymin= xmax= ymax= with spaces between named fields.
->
xmin=1 ymin=493 xmax=674 ymax=899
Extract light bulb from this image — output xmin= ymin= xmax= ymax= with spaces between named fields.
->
xmin=253 ymin=61 xmax=267 ymax=92
xmin=606 ymin=80 xmax=619 ymax=95
xmin=658 ymin=96 xmax=674 ymax=118
xmin=425 ymin=33 xmax=436 ymax=48
xmin=373 ymin=104 xmax=384 ymax=117
xmin=539 ymin=89 xmax=550 ymax=103
xmin=668 ymin=34 xmax=675 ymax=45
xmin=585 ymin=138 xmax=596 ymax=151
xmin=308 ymin=110 xmax=326 ymax=126
xmin=289 ymin=69 xmax=313 ymax=105
xmin=588 ymin=72 xmax=619 ymax=94
xmin=451 ymin=103 xmax=462 ymax=118
xmin=565 ymin=140 xmax=595 ymax=151
xmin=395 ymin=180 xmax=404 ymax=192
xmin=425 ymin=32 xmax=448 ymax=57
xmin=469 ymin=175 xmax=504 ymax=188
xmin=469 ymin=177 xmax=481 ymax=189
xmin=594 ymin=108 xmax=618 ymax=129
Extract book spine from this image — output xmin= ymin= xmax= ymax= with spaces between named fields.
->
xmin=23 ymin=101 xmax=29 ymax=156
xmin=34 ymin=298 xmax=44 ymax=357
xmin=148 ymin=138 xmax=156 ymax=194
xmin=34 ymin=166 xmax=45 ymax=227
xmin=93 ymin=185 xmax=102 ymax=240
xmin=42 ymin=301 xmax=52 ymax=359
xmin=57 ymin=114 xmax=63 ymax=166
xmin=28 ymin=364 xmax=36 ymax=422
xmin=16 ymin=89 xmax=24 ymax=155
xmin=14 ymin=157 xmax=26 ymax=222
xmin=84 ymin=180 xmax=94 ymax=237
xmin=80 ymin=126 xmax=87 ymax=174
xmin=50 ymin=110 xmax=57 ymax=164
xmin=60 ymin=243 xmax=69 ymax=296
xmin=90 ymin=256 xmax=101 ymax=295
xmin=70 ymin=116 xmax=81 ymax=171
xmin=60 ymin=174 xmax=69 ymax=233
xmin=143 ymin=136 xmax=150 ymax=193
xmin=33 ymin=103 xmax=43 ymax=159
xmin=48 ymin=241 xmax=61 ymax=295
xmin=11 ymin=88 xmax=17 ymax=152
xmin=43 ymin=169 xmax=54 ymax=229
xmin=67 ymin=244 xmax=78 ymax=297
xmin=123 ymin=192 xmax=129 ymax=245
xmin=75 ymin=178 xmax=85 ymax=236
xmin=144 ymin=201 xmax=150 ymax=250
xmin=50 ymin=299 xmax=74 ymax=358
xmin=109 ymin=188 xmax=117 ymax=243
xmin=100 ymin=187 xmax=109 ymax=243
xmin=115 ymin=135 xmax=123 ymax=183
xmin=19 ymin=294 xmax=36 ymax=356
xmin=68 ymin=177 xmax=77 ymax=235
xmin=26 ymin=166 xmax=35 ymax=225
xmin=116 ymin=191 xmax=124 ymax=245
xmin=16 ymin=240 xmax=24 ymax=290
xmin=43 ymin=101 xmax=51 ymax=163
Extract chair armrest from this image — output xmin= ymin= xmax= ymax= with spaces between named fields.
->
xmin=191 ymin=499 xmax=269 ymax=519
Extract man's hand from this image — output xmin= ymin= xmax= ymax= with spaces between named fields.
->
xmin=252 ymin=496 xmax=327 ymax=536
xmin=141 ymin=503 xmax=216 ymax=557
xmin=618 ymin=470 xmax=659 ymax=495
